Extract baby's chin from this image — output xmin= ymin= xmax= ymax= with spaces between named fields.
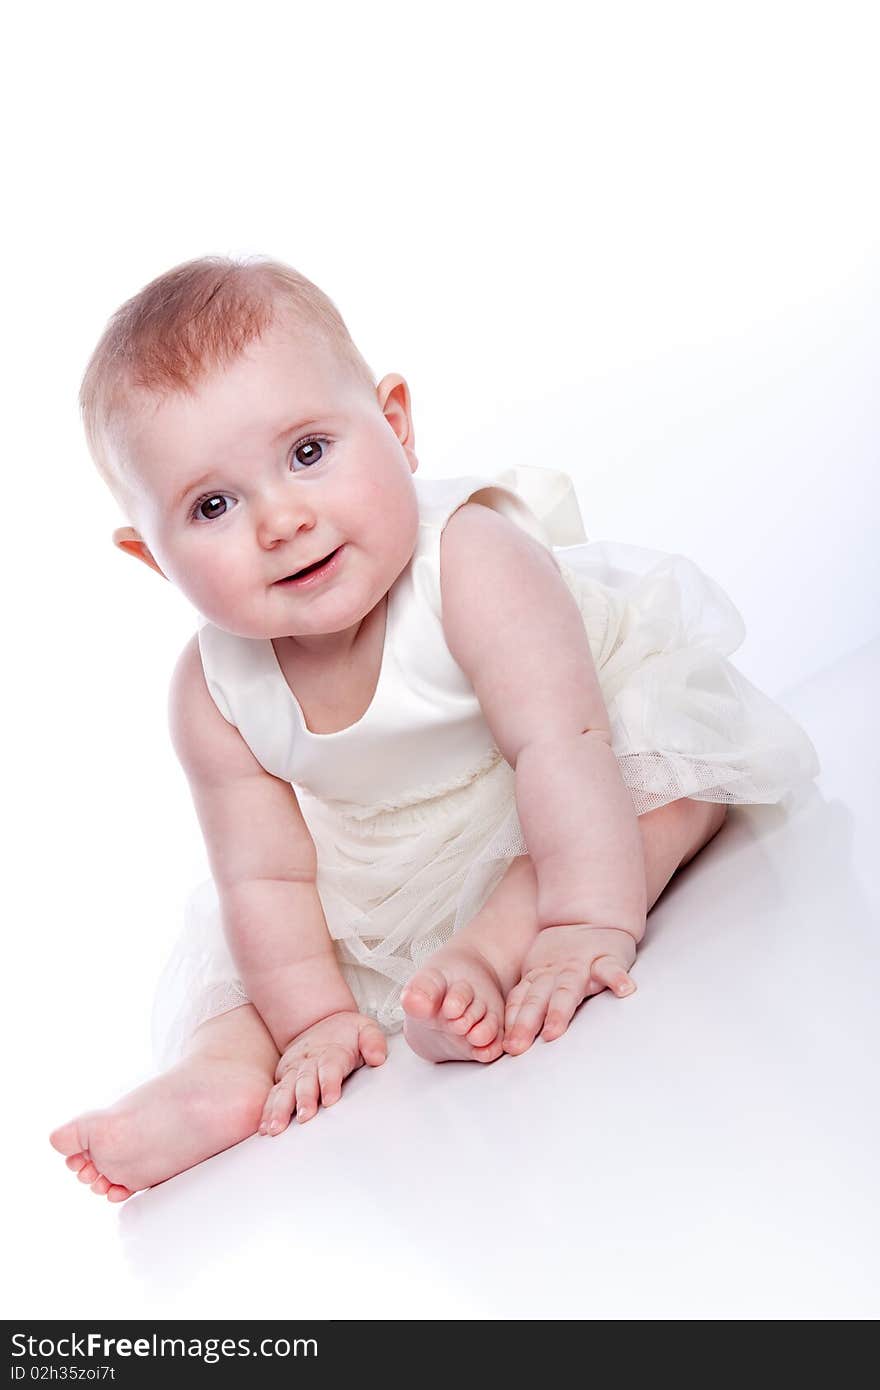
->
xmin=196 ymin=603 xmax=379 ymax=642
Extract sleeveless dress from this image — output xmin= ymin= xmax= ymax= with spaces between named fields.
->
xmin=151 ymin=465 xmax=820 ymax=1066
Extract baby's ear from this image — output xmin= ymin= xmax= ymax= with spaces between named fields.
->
xmin=112 ymin=527 xmax=168 ymax=579
xmin=377 ymin=373 xmax=418 ymax=472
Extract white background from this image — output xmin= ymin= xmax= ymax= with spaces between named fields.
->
xmin=3 ymin=0 xmax=879 ymax=1320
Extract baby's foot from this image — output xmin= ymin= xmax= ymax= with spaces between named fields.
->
xmin=504 ymin=924 xmax=638 ymax=1056
xmin=401 ymin=941 xmax=507 ymax=1063
xmin=49 ymin=1055 xmax=272 ymax=1203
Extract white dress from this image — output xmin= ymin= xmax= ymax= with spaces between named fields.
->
xmin=151 ymin=465 xmax=820 ymax=1066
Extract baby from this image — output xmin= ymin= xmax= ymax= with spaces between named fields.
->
xmin=50 ymin=256 xmax=818 ymax=1202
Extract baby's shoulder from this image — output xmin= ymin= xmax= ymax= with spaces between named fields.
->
xmin=440 ymin=497 xmax=559 ymax=605
xmin=167 ymin=630 xmax=252 ymax=779
xmin=167 ymin=631 xmax=203 ymax=714
xmin=439 ymin=496 xmax=526 ymax=570
xmin=168 ymin=631 xmax=213 ymax=735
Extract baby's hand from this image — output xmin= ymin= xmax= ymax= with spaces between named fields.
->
xmin=258 ymin=1011 xmax=387 ymax=1136
xmin=503 ymin=924 xmax=638 ymax=1056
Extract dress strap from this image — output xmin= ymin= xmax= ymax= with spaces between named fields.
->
xmin=417 ymin=465 xmax=587 ymax=547
xmin=472 ymin=465 xmax=588 ymax=546
xmin=197 ymin=623 xmax=299 ymax=780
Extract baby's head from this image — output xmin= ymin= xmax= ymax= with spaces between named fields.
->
xmin=80 ymin=256 xmax=419 ymax=640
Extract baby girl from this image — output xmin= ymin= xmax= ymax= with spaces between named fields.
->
xmin=50 ymin=256 xmax=819 ymax=1201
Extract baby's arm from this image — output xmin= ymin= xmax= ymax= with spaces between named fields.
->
xmin=168 ymin=636 xmax=385 ymax=1125
xmin=441 ymin=503 xmax=646 ymax=1005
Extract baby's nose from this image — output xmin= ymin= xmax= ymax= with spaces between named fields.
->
xmin=254 ymin=492 xmax=315 ymax=549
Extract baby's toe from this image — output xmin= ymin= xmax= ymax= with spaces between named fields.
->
xmin=50 ymin=1120 xmax=83 ymax=1157
xmin=448 ymin=994 xmax=488 ymax=1035
xmin=467 ymin=1011 xmax=500 ymax=1048
xmin=401 ymin=968 xmax=448 ymax=1020
xmin=470 ymin=1035 xmax=505 ymax=1065
xmin=440 ymin=980 xmax=474 ymax=1022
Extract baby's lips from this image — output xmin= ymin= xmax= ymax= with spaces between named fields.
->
xmin=274 ymin=544 xmax=342 ymax=582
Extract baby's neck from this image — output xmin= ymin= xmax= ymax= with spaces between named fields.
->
xmin=275 ymin=593 xmax=387 ymax=667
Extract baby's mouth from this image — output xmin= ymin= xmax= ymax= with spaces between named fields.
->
xmin=278 ymin=546 xmax=342 ymax=583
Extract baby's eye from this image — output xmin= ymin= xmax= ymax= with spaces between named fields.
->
xmin=290 ymin=437 xmax=329 ymax=471
xmin=193 ymin=494 xmax=236 ymax=522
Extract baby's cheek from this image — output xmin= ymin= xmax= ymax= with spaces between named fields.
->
xmin=378 ymin=489 xmax=419 ymax=573
xmin=182 ymin=563 xmax=248 ymax=629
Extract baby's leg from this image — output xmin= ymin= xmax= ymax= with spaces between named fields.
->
xmin=49 ymin=1004 xmax=279 ymax=1203
xmin=403 ymin=798 xmax=728 ymax=1063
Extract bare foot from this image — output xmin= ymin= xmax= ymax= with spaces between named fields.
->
xmin=403 ymin=855 xmax=542 ymax=1063
xmin=401 ymin=940 xmax=507 ymax=1063
xmin=49 ymin=1055 xmax=272 ymax=1202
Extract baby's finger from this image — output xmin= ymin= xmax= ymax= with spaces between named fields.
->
xmin=503 ymin=978 xmax=529 ymax=1036
xmin=317 ymin=1053 xmax=349 ymax=1108
xmin=590 ymin=954 xmax=637 ymax=998
xmin=295 ymin=1066 xmax=321 ymax=1124
xmin=541 ymin=969 xmax=588 ymax=1041
xmin=504 ymin=977 xmax=554 ymax=1054
xmin=259 ymin=1074 xmax=297 ymax=1136
xmin=358 ymin=1020 xmax=388 ymax=1067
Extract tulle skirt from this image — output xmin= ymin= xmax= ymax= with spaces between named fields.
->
xmin=151 ymin=540 xmax=820 ymax=1066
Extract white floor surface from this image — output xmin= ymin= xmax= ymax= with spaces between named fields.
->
xmin=10 ymin=637 xmax=878 ymax=1320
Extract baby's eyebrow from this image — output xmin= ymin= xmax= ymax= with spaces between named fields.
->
xmin=174 ymin=471 xmax=218 ymax=509
xmin=270 ymin=415 xmax=323 ymax=445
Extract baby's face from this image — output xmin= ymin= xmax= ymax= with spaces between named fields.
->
xmin=111 ymin=316 xmax=419 ymax=641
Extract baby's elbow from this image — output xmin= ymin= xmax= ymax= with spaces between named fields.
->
xmin=513 ymin=724 xmax=611 ymax=768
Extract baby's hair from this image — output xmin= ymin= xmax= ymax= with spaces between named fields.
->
xmin=79 ymin=255 xmax=375 ymax=509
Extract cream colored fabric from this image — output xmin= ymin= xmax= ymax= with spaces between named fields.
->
xmin=196 ymin=467 xmax=582 ymax=807
xmin=152 ymin=466 xmax=820 ymax=1064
